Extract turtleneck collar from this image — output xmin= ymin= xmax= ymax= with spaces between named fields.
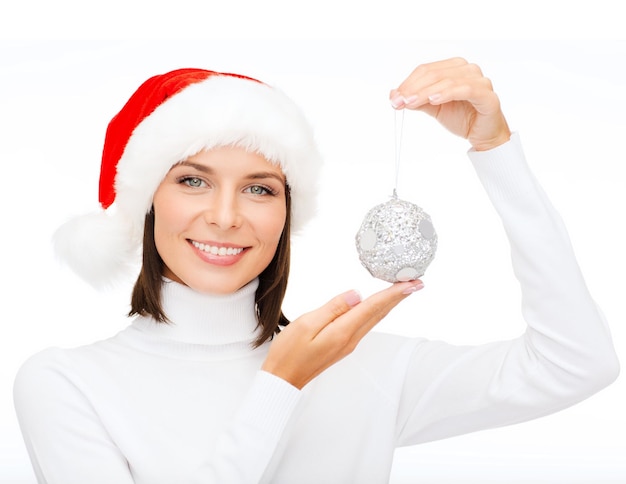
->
xmin=131 ymin=278 xmax=261 ymax=346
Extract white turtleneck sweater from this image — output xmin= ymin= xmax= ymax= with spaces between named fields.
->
xmin=14 ymin=134 xmax=620 ymax=484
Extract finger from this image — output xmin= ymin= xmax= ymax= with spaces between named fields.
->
xmin=350 ymin=281 xmax=423 ymax=339
xmin=409 ymin=76 xmax=500 ymax=116
xmin=296 ymin=289 xmax=363 ymax=335
xmin=323 ymin=280 xmax=424 ymax=345
xmin=392 ymin=60 xmax=490 ymax=111
xmin=399 ymin=58 xmax=479 ymax=95
xmin=411 ymin=56 xmax=471 ymax=74
xmin=395 ymin=57 xmax=472 ymax=99
xmin=390 ymin=59 xmax=469 ymax=108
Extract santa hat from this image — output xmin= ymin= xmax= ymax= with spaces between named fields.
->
xmin=53 ymin=68 xmax=322 ymax=288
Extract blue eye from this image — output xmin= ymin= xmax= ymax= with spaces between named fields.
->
xmin=246 ymin=184 xmax=277 ymax=196
xmin=249 ymin=185 xmax=268 ymax=195
xmin=182 ymin=177 xmax=204 ymax=188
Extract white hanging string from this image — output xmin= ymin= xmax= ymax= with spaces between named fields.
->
xmin=393 ymin=108 xmax=405 ymax=199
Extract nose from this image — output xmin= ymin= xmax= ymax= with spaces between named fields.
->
xmin=204 ymin=190 xmax=243 ymax=230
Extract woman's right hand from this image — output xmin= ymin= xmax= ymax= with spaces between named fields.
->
xmin=261 ymin=280 xmax=424 ymax=389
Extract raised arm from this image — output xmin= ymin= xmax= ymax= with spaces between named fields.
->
xmin=389 ymin=58 xmax=620 ymax=445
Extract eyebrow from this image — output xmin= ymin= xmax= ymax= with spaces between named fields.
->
xmin=173 ymin=161 xmax=286 ymax=185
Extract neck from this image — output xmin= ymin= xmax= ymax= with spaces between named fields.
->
xmin=133 ymin=278 xmax=260 ymax=346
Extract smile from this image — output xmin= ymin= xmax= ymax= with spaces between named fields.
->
xmin=190 ymin=240 xmax=245 ymax=256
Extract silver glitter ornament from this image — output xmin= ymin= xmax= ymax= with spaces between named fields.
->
xmin=355 ymin=196 xmax=437 ymax=282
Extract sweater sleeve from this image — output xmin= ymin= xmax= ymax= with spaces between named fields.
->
xmin=14 ymin=350 xmax=300 ymax=484
xmin=395 ymin=132 xmax=620 ymax=446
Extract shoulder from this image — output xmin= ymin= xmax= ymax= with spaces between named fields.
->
xmin=13 ymin=337 xmax=131 ymax=425
xmin=14 ymin=347 xmax=75 ymax=401
xmin=350 ymin=331 xmax=427 ymax=375
xmin=13 ymin=347 xmax=83 ymax=431
xmin=317 ymin=332 xmax=433 ymax=401
xmin=13 ymin=334 xmax=119 ymax=404
xmin=15 ymin=347 xmax=71 ymax=382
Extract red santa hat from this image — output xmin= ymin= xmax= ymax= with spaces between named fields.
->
xmin=53 ymin=68 xmax=322 ymax=287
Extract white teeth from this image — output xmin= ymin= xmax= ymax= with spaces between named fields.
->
xmin=191 ymin=241 xmax=244 ymax=256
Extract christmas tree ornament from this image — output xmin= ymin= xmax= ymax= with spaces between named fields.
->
xmin=355 ymin=110 xmax=437 ymax=282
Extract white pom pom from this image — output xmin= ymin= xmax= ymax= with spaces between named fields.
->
xmin=53 ymin=211 xmax=140 ymax=289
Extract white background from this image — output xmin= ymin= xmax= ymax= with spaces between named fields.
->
xmin=1 ymin=2 xmax=625 ymax=483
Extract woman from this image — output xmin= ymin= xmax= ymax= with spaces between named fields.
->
xmin=14 ymin=58 xmax=619 ymax=483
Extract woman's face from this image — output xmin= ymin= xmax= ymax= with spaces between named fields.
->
xmin=152 ymin=146 xmax=287 ymax=294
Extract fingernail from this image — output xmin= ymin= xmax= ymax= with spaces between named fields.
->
xmin=402 ymin=282 xmax=424 ymax=295
xmin=403 ymin=95 xmax=419 ymax=105
xmin=344 ymin=290 xmax=362 ymax=307
xmin=390 ymin=94 xmax=405 ymax=109
xmin=428 ymin=93 xmax=442 ymax=103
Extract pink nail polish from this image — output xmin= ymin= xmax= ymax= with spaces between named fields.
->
xmin=344 ymin=290 xmax=362 ymax=307
xmin=390 ymin=95 xmax=405 ymax=109
xmin=403 ymin=95 xmax=419 ymax=105
xmin=428 ymin=93 xmax=442 ymax=103
xmin=402 ymin=282 xmax=424 ymax=295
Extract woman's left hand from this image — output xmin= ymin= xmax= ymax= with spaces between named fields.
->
xmin=390 ymin=57 xmax=511 ymax=151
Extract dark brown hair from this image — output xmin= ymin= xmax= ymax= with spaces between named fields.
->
xmin=129 ymin=188 xmax=292 ymax=347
